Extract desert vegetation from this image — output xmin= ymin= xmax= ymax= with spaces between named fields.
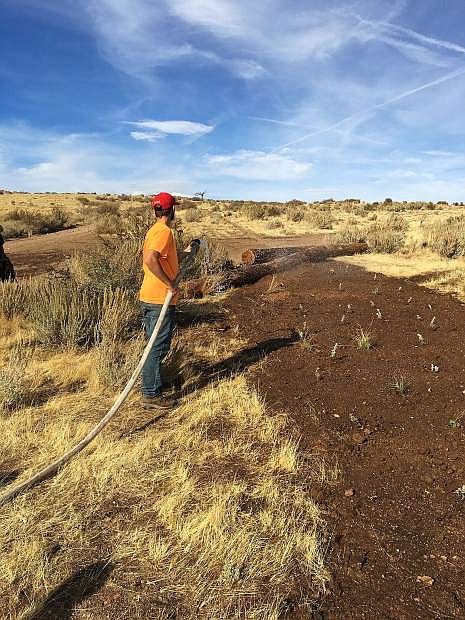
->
xmin=2 ymin=191 xmax=465 ymax=617
xmin=0 ymin=205 xmax=332 ymax=618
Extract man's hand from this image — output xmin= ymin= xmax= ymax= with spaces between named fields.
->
xmin=168 ymin=281 xmax=179 ymax=296
xmin=183 ymin=239 xmax=201 ymax=253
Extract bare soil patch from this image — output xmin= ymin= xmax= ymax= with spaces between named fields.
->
xmin=226 ymin=261 xmax=465 ymax=619
xmin=4 ymin=226 xmax=101 ymax=277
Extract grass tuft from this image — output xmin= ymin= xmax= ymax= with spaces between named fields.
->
xmin=353 ymin=327 xmax=374 ymax=350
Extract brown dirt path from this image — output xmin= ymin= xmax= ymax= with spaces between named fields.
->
xmin=226 ymin=261 xmax=465 ymax=619
xmin=4 ymin=226 xmax=101 ymax=277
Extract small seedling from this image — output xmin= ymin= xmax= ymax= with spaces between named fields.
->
xmin=448 ymin=412 xmax=463 ymax=428
xmin=224 ymin=563 xmax=246 ymax=582
xmin=407 ymin=297 xmax=413 ymax=304
xmin=430 ymin=362 xmax=439 ymax=373
xmin=454 ymin=485 xmax=465 ymax=500
xmin=430 ymin=316 xmax=437 ymax=329
xmin=297 ymin=322 xmax=316 ymax=350
xmin=266 ymin=275 xmax=282 ymax=293
xmin=353 ymin=327 xmax=373 ymax=350
xmin=330 ymin=343 xmax=339 ymax=358
xmin=369 ymin=300 xmax=375 ymax=307
xmin=391 ymin=375 xmax=409 ymax=396
xmin=417 ymin=333 xmax=425 ymax=345
xmin=376 ymin=308 xmax=382 ymax=319
xmin=339 ymin=282 xmax=343 ymax=290
xmin=349 ymin=413 xmax=363 ymax=429
xmin=372 ymin=287 xmax=379 ymax=295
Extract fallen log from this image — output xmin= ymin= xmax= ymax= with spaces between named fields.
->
xmin=184 ymin=242 xmax=368 ymax=297
xmin=242 ymin=246 xmax=314 ymax=265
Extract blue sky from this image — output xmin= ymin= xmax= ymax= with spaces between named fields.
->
xmin=1 ymin=0 xmax=465 ymax=201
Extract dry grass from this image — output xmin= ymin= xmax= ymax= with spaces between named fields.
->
xmin=0 ymin=317 xmax=331 ymax=618
xmin=335 ymin=250 xmax=465 ymax=302
xmin=423 ymin=216 xmax=465 ymax=257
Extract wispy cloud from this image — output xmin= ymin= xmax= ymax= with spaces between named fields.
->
xmin=356 ymin=16 xmax=465 ymax=55
xmin=205 ymin=150 xmax=311 ymax=180
xmin=127 ymin=120 xmax=214 ymax=136
xmin=130 ymin=131 xmax=164 ymax=142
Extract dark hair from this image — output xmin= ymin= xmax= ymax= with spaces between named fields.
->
xmin=154 ymin=206 xmax=174 ymax=219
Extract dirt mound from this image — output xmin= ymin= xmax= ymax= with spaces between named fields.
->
xmin=226 ymin=260 xmax=465 ymax=619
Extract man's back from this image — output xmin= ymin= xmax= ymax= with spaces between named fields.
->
xmin=139 ymin=221 xmax=179 ymax=305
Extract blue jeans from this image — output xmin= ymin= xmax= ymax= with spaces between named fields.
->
xmin=141 ymin=302 xmax=176 ymax=398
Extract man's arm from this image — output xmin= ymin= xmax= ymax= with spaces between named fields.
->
xmin=143 ymin=249 xmax=178 ymax=293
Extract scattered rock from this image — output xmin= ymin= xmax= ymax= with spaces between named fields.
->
xmin=416 ymin=575 xmax=434 ymax=587
xmin=351 ymin=431 xmax=367 ymax=445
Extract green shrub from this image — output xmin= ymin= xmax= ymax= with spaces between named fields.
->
xmin=244 ymin=203 xmax=267 ymax=220
xmin=25 ymin=280 xmax=103 ymax=347
xmin=183 ymin=208 xmax=202 ymax=223
xmin=177 ymin=199 xmax=198 ymax=210
xmin=1 ymin=208 xmax=72 ymax=238
xmin=0 ymin=280 xmax=28 ymax=320
xmin=334 ymin=214 xmax=406 ymax=252
xmin=266 ymin=219 xmax=284 ymax=230
xmin=305 ymin=209 xmax=334 ymax=229
xmin=95 ymin=213 xmax=124 ymax=235
xmin=96 ymin=333 xmax=145 ymax=388
xmin=287 ymin=209 xmax=304 ymax=223
xmin=0 ymin=345 xmax=30 ymax=411
xmin=334 ymin=225 xmax=367 ymax=244
xmin=68 ymin=237 xmax=142 ymax=293
xmin=96 ymin=287 xmax=140 ymax=343
xmin=424 ymin=216 xmax=465 ymax=257
xmin=365 ymin=214 xmax=407 ymax=253
xmin=94 ymin=288 xmax=142 ymax=386
xmin=266 ymin=205 xmax=282 ymax=217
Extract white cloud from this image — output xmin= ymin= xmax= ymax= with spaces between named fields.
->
xmin=168 ymin=0 xmax=245 ymax=37
xmin=0 ymin=123 xmax=196 ymax=194
xmin=205 ymin=150 xmax=312 ymax=180
xmin=386 ymin=169 xmax=418 ymax=179
xmin=127 ymin=120 xmax=214 ymax=136
xmin=130 ymin=131 xmax=164 ymax=142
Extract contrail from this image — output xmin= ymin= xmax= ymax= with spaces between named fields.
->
xmin=248 ymin=116 xmax=303 ymax=127
xmin=273 ymin=66 xmax=465 ymax=152
xmin=356 ymin=16 xmax=465 ymax=55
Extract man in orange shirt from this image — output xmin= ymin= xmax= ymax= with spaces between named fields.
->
xmin=140 ymin=192 xmax=181 ymax=410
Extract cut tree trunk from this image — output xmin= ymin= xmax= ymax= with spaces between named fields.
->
xmin=184 ymin=242 xmax=368 ymax=297
xmin=242 ymin=246 xmax=313 ymax=265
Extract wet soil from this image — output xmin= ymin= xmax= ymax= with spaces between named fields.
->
xmin=226 ymin=260 xmax=465 ymax=619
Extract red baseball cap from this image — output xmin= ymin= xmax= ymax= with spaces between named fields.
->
xmin=151 ymin=192 xmax=177 ymax=210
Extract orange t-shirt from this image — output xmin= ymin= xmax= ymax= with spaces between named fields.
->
xmin=139 ymin=222 xmax=179 ymax=305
